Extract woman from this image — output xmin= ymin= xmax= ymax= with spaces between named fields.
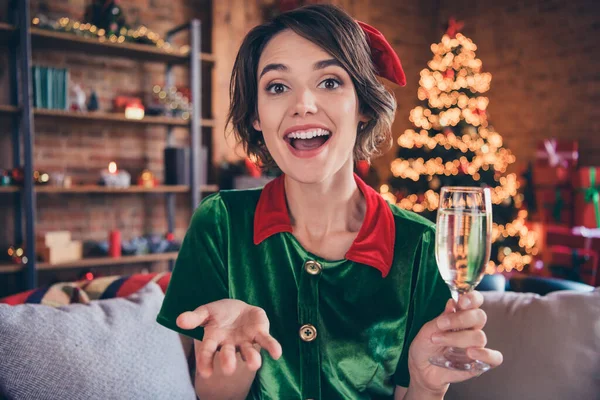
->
xmin=157 ymin=4 xmax=502 ymax=399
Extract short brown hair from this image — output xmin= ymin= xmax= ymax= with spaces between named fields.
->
xmin=226 ymin=4 xmax=397 ymax=168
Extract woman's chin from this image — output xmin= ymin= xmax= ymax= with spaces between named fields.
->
xmin=281 ymin=164 xmax=331 ymax=184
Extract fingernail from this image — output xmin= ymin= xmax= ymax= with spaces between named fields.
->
xmin=438 ymin=316 xmax=450 ymax=330
xmin=460 ymin=296 xmax=471 ymax=309
xmin=431 ymin=334 xmax=443 ymax=344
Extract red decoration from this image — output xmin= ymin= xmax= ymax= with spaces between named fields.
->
xmin=356 ymin=160 xmax=370 ymax=178
xmin=166 ymin=232 xmax=175 ymax=241
xmin=109 ymin=230 xmax=121 ymax=258
xmin=459 ymin=162 xmax=469 ymax=174
xmin=445 ymin=17 xmax=465 ymax=39
xmin=534 ymin=186 xmax=573 ymax=226
xmin=572 ymin=167 xmax=600 ymax=228
xmin=545 ymin=245 xmax=598 ymax=287
xmin=535 ymin=139 xmax=578 ymax=169
xmin=356 ymin=21 xmax=407 ymax=87
xmin=443 ymin=69 xmax=455 ymax=79
xmin=244 ymin=158 xmax=263 ymax=178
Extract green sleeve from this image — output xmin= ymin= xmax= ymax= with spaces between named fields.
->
xmin=156 ymin=193 xmax=230 ymax=341
xmin=393 ymin=226 xmax=451 ymax=387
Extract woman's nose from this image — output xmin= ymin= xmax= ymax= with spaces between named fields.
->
xmin=292 ymin=88 xmax=318 ymax=117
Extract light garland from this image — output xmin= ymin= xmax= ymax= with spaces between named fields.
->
xmin=383 ymin=31 xmax=539 ymax=274
xmin=31 ymin=16 xmax=189 ymax=55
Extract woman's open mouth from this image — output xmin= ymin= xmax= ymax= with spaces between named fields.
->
xmin=284 ymin=128 xmax=331 ymax=155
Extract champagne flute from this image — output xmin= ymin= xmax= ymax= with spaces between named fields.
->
xmin=429 ymin=186 xmax=493 ymax=373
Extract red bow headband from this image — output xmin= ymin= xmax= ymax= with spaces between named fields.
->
xmin=356 ymin=21 xmax=407 ymax=87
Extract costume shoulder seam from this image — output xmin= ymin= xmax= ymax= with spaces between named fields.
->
xmin=214 ymin=187 xmax=263 ymax=210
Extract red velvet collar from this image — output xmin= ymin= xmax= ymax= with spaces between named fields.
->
xmin=253 ymin=173 xmax=395 ymax=277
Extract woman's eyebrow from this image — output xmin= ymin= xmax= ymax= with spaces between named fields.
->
xmin=259 ymin=63 xmax=288 ymax=79
xmin=314 ymin=59 xmax=342 ymax=70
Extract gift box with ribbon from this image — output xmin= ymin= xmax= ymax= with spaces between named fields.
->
xmin=535 ymin=139 xmax=579 ymax=168
xmin=544 ymin=224 xmax=600 ymax=256
xmin=533 ymin=139 xmax=578 ymax=185
xmin=544 ymin=245 xmax=598 ymax=287
xmin=533 ymin=185 xmax=573 ymax=226
xmin=573 ymin=167 xmax=600 ymax=228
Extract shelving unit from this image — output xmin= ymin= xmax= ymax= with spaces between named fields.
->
xmin=1 ymin=1 xmax=215 ymax=292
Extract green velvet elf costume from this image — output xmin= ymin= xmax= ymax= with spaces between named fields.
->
xmin=157 ymin=174 xmax=450 ymax=398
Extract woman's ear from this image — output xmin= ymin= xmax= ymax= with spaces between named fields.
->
xmin=253 ymin=120 xmax=262 ymax=131
xmin=358 ymin=113 xmax=370 ymax=124
xmin=358 ymin=114 xmax=370 ymax=131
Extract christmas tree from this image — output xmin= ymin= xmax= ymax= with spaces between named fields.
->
xmin=380 ymin=18 xmax=538 ymax=274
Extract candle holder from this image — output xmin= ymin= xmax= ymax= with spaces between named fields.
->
xmin=99 ymin=162 xmax=131 ymax=188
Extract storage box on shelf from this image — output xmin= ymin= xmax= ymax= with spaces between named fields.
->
xmin=0 ymin=2 xmax=216 ymax=293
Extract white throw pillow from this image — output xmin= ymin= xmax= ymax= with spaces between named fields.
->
xmin=446 ymin=289 xmax=600 ymax=400
xmin=0 ymin=282 xmax=196 ymax=400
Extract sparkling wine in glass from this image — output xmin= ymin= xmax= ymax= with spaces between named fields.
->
xmin=429 ymin=186 xmax=493 ymax=373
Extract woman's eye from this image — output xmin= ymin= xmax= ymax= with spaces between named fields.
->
xmin=318 ymin=78 xmax=340 ymax=90
xmin=266 ymin=83 xmax=288 ymax=94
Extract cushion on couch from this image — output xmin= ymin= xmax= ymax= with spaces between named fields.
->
xmin=0 ymin=281 xmax=196 ymax=400
xmin=0 ymin=272 xmax=172 ymax=306
xmin=446 ymin=288 xmax=600 ymax=400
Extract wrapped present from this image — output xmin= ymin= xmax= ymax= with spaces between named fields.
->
xmin=544 ymin=245 xmax=598 ymax=287
xmin=573 ymin=167 xmax=600 ymax=228
xmin=535 ymin=139 xmax=579 ymax=168
xmin=544 ymin=224 xmax=600 ymax=256
xmin=532 ymin=165 xmax=571 ymax=186
xmin=534 ymin=186 xmax=573 ymax=226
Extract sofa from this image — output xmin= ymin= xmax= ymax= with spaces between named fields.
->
xmin=0 ymin=273 xmax=598 ymax=400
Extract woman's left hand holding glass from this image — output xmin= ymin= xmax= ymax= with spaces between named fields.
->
xmin=406 ymin=291 xmax=503 ymax=397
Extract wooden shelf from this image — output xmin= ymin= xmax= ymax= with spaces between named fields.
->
xmin=0 ymin=22 xmax=15 ymax=45
xmin=37 ymin=185 xmax=190 ymax=193
xmin=34 ymin=108 xmax=215 ymax=127
xmin=0 ymin=104 xmax=19 ymax=115
xmin=0 ymin=252 xmax=179 ymax=273
xmin=0 ymin=263 xmax=21 ymax=273
xmin=38 ymin=252 xmax=178 ymax=270
xmin=30 ymin=27 xmax=214 ymax=65
xmin=0 ymin=22 xmax=15 ymax=32
xmin=0 ymin=184 xmax=218 ymax=194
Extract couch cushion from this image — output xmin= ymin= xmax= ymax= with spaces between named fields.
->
xmin=0 ymin=281 xmax=90 ymax=306
xmin=0 ymin=282 xmax=196 ymax=400
xmin=446 ymin=288 xmax=600 ymax=400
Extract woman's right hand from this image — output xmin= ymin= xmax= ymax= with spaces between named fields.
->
xmin=176 ymin=299 xmax=282 ymax=378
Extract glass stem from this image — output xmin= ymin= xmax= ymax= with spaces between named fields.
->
xmin=447 ymin=289 xmax=469 ymax=355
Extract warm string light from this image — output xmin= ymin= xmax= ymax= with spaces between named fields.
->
xmin=32 ymin=16 xmax=185 ymax=54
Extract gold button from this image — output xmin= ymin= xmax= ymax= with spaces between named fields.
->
xmin=299 ymin=324 xmax=317 ymax=342
xmin=304 ymin=260 xmax=322 ymax=275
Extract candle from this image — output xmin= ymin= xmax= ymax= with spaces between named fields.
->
xmin=125 ymin=101 xmax=145 ymax=120
xmin=100 ymin=161 xmax=131 ymax=188
xmin=109 ymin=230 xmax=121 ymax=258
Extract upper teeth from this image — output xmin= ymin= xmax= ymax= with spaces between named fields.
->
xmin=287 ymin=128 xmax=331 ymax=140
